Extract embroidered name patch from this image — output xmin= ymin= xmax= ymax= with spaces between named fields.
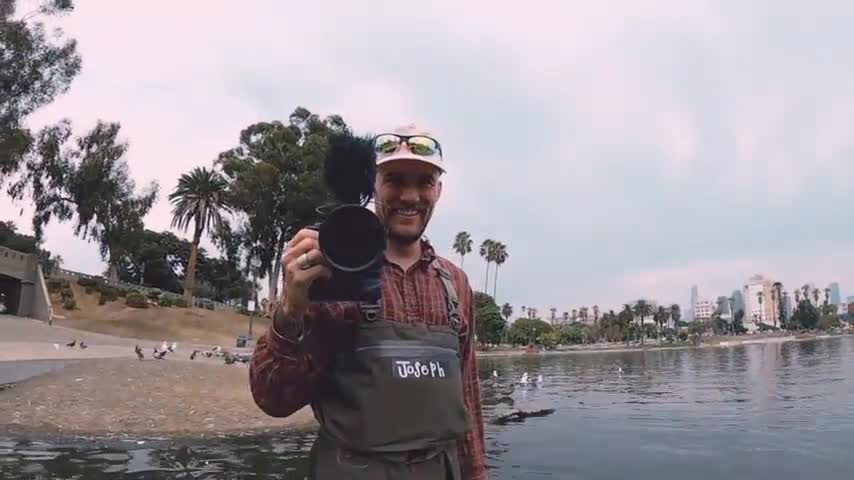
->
xmin=393 ymin=360 xmax=447 ymax=379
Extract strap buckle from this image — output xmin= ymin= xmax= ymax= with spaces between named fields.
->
xmin=360 ymin=303 xmax=381 ymax=322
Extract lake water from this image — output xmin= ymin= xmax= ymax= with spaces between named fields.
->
xmin=2 ymin=336 xmax=853 ymax=479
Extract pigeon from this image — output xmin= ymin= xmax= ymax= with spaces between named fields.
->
xmin=79 ymin=341 xmax=88 ymax=349
xmin=161 ymin=341 xmax=169 ymax=352
xmin=134 ymin=345 xmax=144 ymax=360
xmin=66 ymin=340 xmax=76 ymax=347
xmin=154 ymin=350 xmax=167 ymax=360
xmin=168 ymin=342 xmax=177 ymax=353
xmin=53 ymin=343 xmax=60 ymax=350
xmin=190 ymin=350 xmax=198 ymax=360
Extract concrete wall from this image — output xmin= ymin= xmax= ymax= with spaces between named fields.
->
xmin=30 ymin=264 xmax=53 ymax=322
xmin=0 ymin=246 xmax=36 ymax=282
xmin=18 ymin=282 xmax=34 ymax=317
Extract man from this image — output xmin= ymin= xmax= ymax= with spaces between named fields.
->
xmin=249 ymin=124 xmax=488 ymax=479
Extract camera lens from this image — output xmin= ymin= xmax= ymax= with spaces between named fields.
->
xmin=318 ymin=205 xmax=386 ymax=272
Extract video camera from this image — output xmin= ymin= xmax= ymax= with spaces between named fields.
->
xmin=307 ymin=131 xmax=386 ymax=306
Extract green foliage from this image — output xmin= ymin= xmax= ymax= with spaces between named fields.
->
xmin=452 ymin=232 xmax=473 ymax=266
xmin=9 ymin=121 xmax=159 ymax=281
xmin=474 ymin=291 xmax=506 ymax=345
xmin=46 ymin=278 xmax=65 ymax=293
xmin=62 ymin=297 xmax=76 ymax=310
xmin=0 ymin=0 xmax=81 ymax=180
xmin=556 ymin=322 xmax=593 ymax=345
xmin=125 ymin=291 xmax=148 ymax=309
xmin=791 ymin=300 xmax=819 ymax=330
xmin=507 ymin=317 xmax=552 ymax=346
xmin=216 ymin=108 xmax=347 ymax=303
xmin=540 ymin=331 xmax=560 ymax=350
xmin=173 ymin=297 xmax=189 ymax=308
xmin=76 ymin=277 xmax=98 ymax=288
xmin=817 ymin=314 xmax=840 ymax=331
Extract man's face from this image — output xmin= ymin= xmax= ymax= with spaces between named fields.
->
xmin=374 ymin=159 xmax=442 ymax=246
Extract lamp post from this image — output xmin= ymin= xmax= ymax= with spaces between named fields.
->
xmin=248 ymin=257 xmax=262 ymax=340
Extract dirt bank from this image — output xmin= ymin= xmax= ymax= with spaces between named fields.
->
xmin=0 ymin=358 xmax=317 ymax=439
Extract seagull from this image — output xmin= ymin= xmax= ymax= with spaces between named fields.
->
xmin=519 ymin=372 xmax=530 ymax=385
xmin=618 ymin=367 xmax=623 ymax=374
xmin=536 ymin=374 xmax=543 ymax=384
xmin=161 ymin=341 xmax=169 ymax=352
xmin=492 ymin=370 xmax=499 ymax=378
xmin=170 ymin=342 xmax=177 ymax=352
xmin=134 ymin=345 xmax=144 ymax=360
xmin=66 ymin=340 xmax=76 ymax=347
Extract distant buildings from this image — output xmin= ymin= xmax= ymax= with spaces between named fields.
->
xmin=689 ymin=285 xmax=698 ymax=322
xmin=829 ymin=282 xmax=841 ymax=305
xmin=694 ymin=299 xmax=715 ymax=320
xmin=743 ymin=274 xmax=779 ymax=332
xmin=731 ymin=290 xmax=745 ymax=315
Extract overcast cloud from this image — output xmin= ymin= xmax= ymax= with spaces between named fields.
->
xmin=3 ymin=0 xmax=853 ymax=317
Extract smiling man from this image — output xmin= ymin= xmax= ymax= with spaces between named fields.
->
xmin=249 ymin=124 xmax=488 ymax=479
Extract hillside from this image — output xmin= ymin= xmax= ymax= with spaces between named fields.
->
xmin=48 ymin=282 xmax=270 ymax=346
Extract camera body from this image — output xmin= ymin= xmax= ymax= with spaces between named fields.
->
xmin=307 ymin=203 xmax=386 ymax=305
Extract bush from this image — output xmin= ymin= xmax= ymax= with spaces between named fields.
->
xmin=98 ymin=294 xmax=107 ymax=305
xmin=146 ymin=289 xmax=162 ymax=301
xmin=158 ymin=294 xmax=179 ymax=307
xmin=59 ymin=286 xmax=74 ymax=300
xmin=62 ymin=298 xmax=76 ymax=310
xmin=76 ymin=277 xmax=99 ymax=288
xmin=126 ymin=292 xmax=149 ymax=309
xmin=678 ymin=331 xmax=689 ymax=342
xmin=46 ymin=279 xmax=66 ymax=293
xmin=174 ymin=297 xmax=189 ymax=308
xmin=99 ymin=285 xmax=120 ymax=302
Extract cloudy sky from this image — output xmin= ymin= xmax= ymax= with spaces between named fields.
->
xmin=4 ymin=0 xmax=854 ymax=317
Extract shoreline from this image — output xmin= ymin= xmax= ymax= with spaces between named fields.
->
xmin=476 ymin=331 xmax=854 ymax=357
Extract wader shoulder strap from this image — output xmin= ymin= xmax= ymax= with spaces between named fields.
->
xmin=433 ymin=264 xmax=462 ymax=332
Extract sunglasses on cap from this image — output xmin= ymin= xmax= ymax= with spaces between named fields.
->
xmin=373 ymin=133 xmax=443 ymax=158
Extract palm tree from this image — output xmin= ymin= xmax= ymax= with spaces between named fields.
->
xmin=452 ymin=231 xmax=473 ymax=269
xmin=812 ymin=288 xmax=820 ymax=306
xmin=633 ymin=300 xmax=653 ymax=345
xmin=571 ymin=309 xmax=578 ymax=322
xmin=562 ymin=311 xmax=569 ymax=323
xmin=772 ymin=282 xmax=783 ymax=328
xmin=479 ymin=239 xmax=495 ymax=292
xmin=802 ymin=284 xmax=810 ymax=303
xmin=757 ymin=290 xmax=764 ymax=325
xmin=655 ymin=305 xmax=667 ymax=344
xmin=824 ymin=287 xmax=831 ymax=306
xmin=623 ymin=304 xmax=635 ymax=344
xmin=169 ymin=167 xmax=231 ymax=302
xmin=593 ymin=305 xmax=600 ymax=324
xmin=794 ymin=289 xmax=801 ymax=304
xmin=782 ymin=291 xmax=790 ymax=325
xmin=501 ymin=302 xmax=513 ymax=322
xmin=670 ymin=304 xmax=681 ymax=331
xmin=550 ymin=307 xmax=557 ymax=324
xmin=580 ymin=306 xmax=589 ymax=323
xmin=491 ymin=242 xmax=508 ymax=299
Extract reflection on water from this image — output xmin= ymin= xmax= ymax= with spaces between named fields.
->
xmin=2 ymin=336 xmax=853 ymax=479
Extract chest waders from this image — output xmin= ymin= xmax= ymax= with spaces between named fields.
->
xmin=307 ymin=263 xmax=471 ymax=480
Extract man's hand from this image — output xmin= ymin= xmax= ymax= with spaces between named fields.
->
xmin=280 ymin=228 xmax=333 ymax=319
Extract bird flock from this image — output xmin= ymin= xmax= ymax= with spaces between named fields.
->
xmin=55 ymin=337 xmax=251 ymax=365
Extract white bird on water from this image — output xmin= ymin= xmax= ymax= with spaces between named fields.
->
xmin=519 ymin=372 xmax=530 ymax=384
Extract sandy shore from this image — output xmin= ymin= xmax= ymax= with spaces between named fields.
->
xmin=0 ymin=358 xmax=318 ymax=439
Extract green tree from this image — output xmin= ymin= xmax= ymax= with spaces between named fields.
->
xmin=732 ymin=309 xmax=747 ymax=334
xmin=479 ymin=238 xmax=494 ymax=292
xmin=11 ymin=121 xmax=158 ymax=281
xmin=217 ymin=108 xmax=346 ymax=304
xmin=507 ymin=317 xmax=551 ymax=346
xmin=169 ymin=167 xmax=231 ymax=301
xmin=670 ymin=304 xmax=681 ymax=330
xmin=791 ymin=300 xmax=819 ymax=330
xmin=0 ymin=0 xmax=81 ymax=181
xmin=452 ymin=231 xmax=472 ymax=269
xmin=620 ymin=304 xmax=634 ymax=344
xmin=473 ymin=291 xmax=506 ymax=346
xmin=633 ymin=300 xmax=653 ymax=345
xmin=501 ymin=302 xmax=513 ymax=322
xmin=490 ymin=241 xmax=508 ymax=299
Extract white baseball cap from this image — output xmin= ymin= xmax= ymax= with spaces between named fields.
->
xmin=374 ymin=124 xmax=446 ymax=174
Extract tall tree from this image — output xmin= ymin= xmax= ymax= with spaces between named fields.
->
xmin=757 ymin=291 xmax=764 ymax=325
xmin=655 ymin=305 xmax=667 ymax=343
xmin=452 ymin=231 xmax=472 ymax=269
xmin=824 ymin=287 xmax=831 ymax=306
xmin=633 ymin=300 xmax=652 ymax=345
xmin=501 ymin=302 xmax=512 ymax=322
xmin=0 ymin=0 xmax=81 ymax=181
xmin=593 ymin=305 xmax=600 ymax=323
xmin=491 ymin=241 xmax=508 ymax=299
xmin=217 ymin=108 xmax=346 ymax=303
xmin=812 ymin=288 xmax=820 ymax=306
xmin=479 ymin=238 xmax=494 ymax=292
xmin=10 ymin=120 xmax=158 ymax=281
xmin=670 ymin=303 xmax=681 ymax=329
xmin=169 ymin=167 xmax=231 ymax=301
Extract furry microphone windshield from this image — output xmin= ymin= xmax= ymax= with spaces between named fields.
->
xmin=323 ymin=131 xmax=377 ymax=206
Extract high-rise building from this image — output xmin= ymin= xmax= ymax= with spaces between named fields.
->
xmin=690 ymin=285 xmax=699 ymax=321
xmin=743 ymin=274 xmax=779 ymax=332
xmin=829 ymin=283 xmax=841 ymax=305
xmin=731 ymin=290 xmax=745 ymax=315
xmin=694 ymin=299 xmax=715 ymax=320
